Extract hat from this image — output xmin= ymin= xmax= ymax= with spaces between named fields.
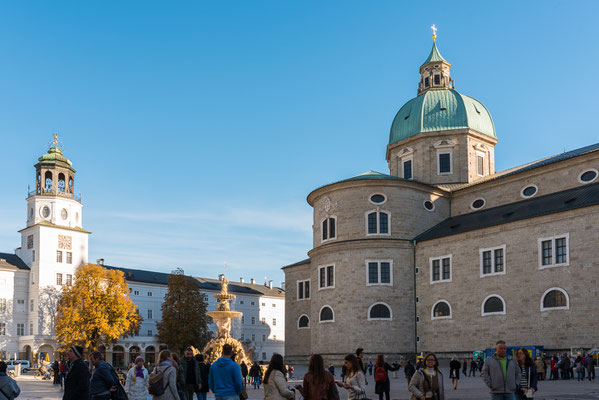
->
xmin=135 ymin=356 xmax=144 ymax=363
xmin=71 ymin=346 xmax=84 ymax=359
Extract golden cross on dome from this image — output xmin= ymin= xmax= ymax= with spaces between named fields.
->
xmin=431 ymin=24 xmax=437 ymax=41
xmin=53 ymin=133 xmax=59 ymax=147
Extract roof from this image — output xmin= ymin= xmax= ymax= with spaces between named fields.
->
xmin=389 ymin=89 xmax=496 ymax=145
xmin=422 ymin=41 xmax=447 ymax=65
xmin=281 ymin=258 xmax=310 ymax=269
xmin=18 ymin=221 xmax=91 ymax=234
xmin=101 ymin=265 xmax=285 ymax=297
xmin=437 ymin=142 xmax=599 ymax=192
xmin=0 ymin=253 xmax=30 ymax=271
xmin=415 ymin=181 xmax=599 ymax=242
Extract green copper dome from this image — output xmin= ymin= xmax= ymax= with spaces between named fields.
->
xmin=389 ymin=89 xmax=496 ymax=145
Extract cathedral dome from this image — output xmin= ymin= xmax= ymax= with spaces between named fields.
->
xmin=389 ymin=88 xmax=496 ymax=145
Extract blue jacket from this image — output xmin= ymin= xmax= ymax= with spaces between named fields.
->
xmin=90 ymin=360 xmax=116 ymax=397
xmin=208 ymin=357 xmax=242 ymax=397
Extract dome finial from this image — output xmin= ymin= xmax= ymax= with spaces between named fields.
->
xmin=431 ymin=24 xmax=437 ymax=41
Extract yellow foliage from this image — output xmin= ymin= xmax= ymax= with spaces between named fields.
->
xmin=55 ymin=264 xmax=141 ymax=351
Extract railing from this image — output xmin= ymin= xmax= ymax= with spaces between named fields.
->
xmin=28 ymin=188 xmax=82 ymax=202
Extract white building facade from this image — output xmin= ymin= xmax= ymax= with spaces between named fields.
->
xmin=0 ymin=139 xmax=284 ymax=365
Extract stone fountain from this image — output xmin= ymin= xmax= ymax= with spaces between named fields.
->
xmin=203 ymin=276 xmax=251 ymax=364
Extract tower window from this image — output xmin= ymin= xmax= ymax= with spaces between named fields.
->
xmin=56 ymin=273 xmax=63 ymax=285
xmin=66 ymin=252 xmax=72 ymax=264
xmin=477 ymin=155 xmax=485 ymax=176
xmin=44 ymin=171 xmax=53 ymax=192
xmin=322 ymin=217 xmax=336 ymax=241
xmin=318 ymin=265 xmax=335 ymax=289
xmin=403 ymin=159 xmax=412 ymax=179
xmin=56 ymin=251 xmax=63 ymax=263
xmin=367 ymin=211 xmax=390 ymax=235
xmin=434 ymin=75 xmax=440 ymax=85
xmin=57 ymin=173 xmax=66 ymax=193
xmin=430 ymin=255 xmax=452 ymax=284
xmin=66 ymin=274 xmax=72 ymax=286
xmin=424 ymin=77 xmax=430 ymax=87
xmin=438 ymin=153 xmax=452 ymax=174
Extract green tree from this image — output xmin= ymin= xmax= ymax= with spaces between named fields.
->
xmin=157 ymin=268 xmax=212 ymax=353
xmin=56 ymin=264 xmax=142 ymax=351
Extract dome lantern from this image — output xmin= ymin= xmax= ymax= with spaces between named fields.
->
xmin=418 ymin=27 xmax=454 ymax=95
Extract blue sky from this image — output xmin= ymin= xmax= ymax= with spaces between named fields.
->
xmin=1 ymin=1 xmax=598 ymax=286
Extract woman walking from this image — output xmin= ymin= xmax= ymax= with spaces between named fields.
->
xmin=295 ymin=354 xmax=338 ymax=400
xmin=125 ymin=356 xmax=149 ymax=400
xmin=408 ymin=353 xmax=445 ymax=400
xmin=151 ymin=350 xmax=180 ymax=400
xmin=373 ymin=354 xmax=400 ymax=400
xmin=515 ymin=348 xmax=538 ymax=400
xmin=449 ymin=357 xmax=460 ymax=390
xmin=264 ymin=354 xmax=295 ymax=400
xmin=534 ymin=357 xmax=545 ymax=381
xmin=335 ymin=354 xmax=366 ymax=400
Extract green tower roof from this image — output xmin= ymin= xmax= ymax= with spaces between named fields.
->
xmin=421 ymin=41 xmax=447 ymax=66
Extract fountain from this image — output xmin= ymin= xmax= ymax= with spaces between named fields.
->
xmin=203 ymin=276 xmax=252 ymax=365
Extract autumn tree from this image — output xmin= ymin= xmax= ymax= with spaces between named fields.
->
xmin=56 ymin=264 xmax=141 ymax=351
xmin=157 ymin=268 xmax=212 ymax=353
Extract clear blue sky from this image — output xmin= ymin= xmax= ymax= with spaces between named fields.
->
xmin=1 ymin=1 xmax=598 ymax=286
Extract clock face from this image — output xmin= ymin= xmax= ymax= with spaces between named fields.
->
xmin=61 ymin=208 xmax=68 ymax=220
xmin=41 ymin=206 xmax=50 ymax=219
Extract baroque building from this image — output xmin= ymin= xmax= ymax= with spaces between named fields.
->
xmin=0 ymin=137 xmax=285 ymax=365
xmin=283 ymin=35 xmax=599 ymax=363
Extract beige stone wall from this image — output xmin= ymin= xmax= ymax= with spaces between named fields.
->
xmin=451 ymin=152 xmax=599 ymax=216
xmin=414 ymin=205 xmax=599 ymax=354
xmin=283 ymin=262 xmax=312 ymax=360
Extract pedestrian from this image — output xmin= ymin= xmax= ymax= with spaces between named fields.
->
xmin=329 ymin=364 xmax=336 ymax=377
xmin=373 ymin=354 xmax=399 ymax=400
xmin=462 ymin=360 xmax=467 ymax=377
xmin=586 ymin=355 xmax=596 ymax=381
xmin=289 ymin=365 xmax=294 ymax=380
xmin=250 ymin=362 xmax=261 ymax=389
xmin=408 ymin=353 xmax=445 ymax=400
xmin=575 ymin=355 xmax=584 ymax=382
xmin=534 ymin=357 xmax=545 ymax=381
xmin=264 ymin=354 xmax=295 ymax=400
xmin=356 ymin=349 xmax=366 ymax=373
xmin=515 ymin=348 xmax=537 ymax=400
xmin=478 ymin=358 xmax=484 ymax=373
xmin=335 ymin=354 xmax=366 ymax=400
xmin=469 ymin=360 xmax=477 ymax=377
xmin=549 ymin=355 xmax=559 ymax=380
xmin=195 ymin=354 xmax=210 ymax=400
xmin=52 ymin=360 xmax=60 ymax=385
xmin=125 ymin=356 xmax=149 ymax=400
xmin=170 ymin=353 xmax=187 ymax=400
xmin=480 ymin=340 xmax=520 ymax=400
xmin=150 ymin=349 xmax=180 ymax=400
xmin=391 ymin=362 xmax=399 ymax=379
xmin=0 ymin=361 xmax=21 ymax=399
xmin=404 ymin=360 xmax=415 ymax=384
xmin=59 ymin=360 xmax=68 ymax=388
xmin=295 ymin=354 xmax=337 ymax=400
xmin=208 ymin=344 xmax=242 ymax=400
xmin=180 ymin=348 xmax=202 ymax=400
xmin=63 ymin=346 xmax=90 ymax=400
xmin=569 ymin=354 xmax=575 ymax=380
xmin=368 ymin=362 xmax=373 ymax=376
xmin=240 ymin=361 xmax=248 ymax=387
xmin=90 ymin=351 xmax=119 ymax=400
xmin=449 ymin=356 xmax=460 ymax=390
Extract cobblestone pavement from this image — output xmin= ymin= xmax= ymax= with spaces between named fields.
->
xmin=15 ymin=368 xmax=599 ymax=400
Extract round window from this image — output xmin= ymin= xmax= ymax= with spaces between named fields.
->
xmin=41 ymin=206 xmax=50 ymax=218
xmin=521 ymin=185 xmax=537 ymax=198
xmin=579 ymin=169 xmax=598 ymax=183
xmin=471 ymin=198 xmax=485 ymax=209
xmin=423 ymin=200 xmax=435 ymax=211
xmin=370 ymin=194 xmax=386 ymax=204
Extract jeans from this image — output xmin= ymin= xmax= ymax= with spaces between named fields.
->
xmin=253 ymin=377 xmax=261 ymax=389
xmin=491 ymin=394 xmax=515 ymax=400
xmin=577 ymin=371 xmax=584 ymax=380
xmin=378 ymin=391 xmax=390 ymax=400
xmin=196 ymin=391 xmax=207 ymax=400
xmin=216 ymin=396 xmax=239 ymax=400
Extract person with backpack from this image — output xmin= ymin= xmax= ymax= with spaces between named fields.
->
xmin=195 ymin=354 xmax=210 ymax=400
xmin=0 ymin=361 xmax=21 ymax=400
xmin=373 ymin=354 xmax=399 ymax=400
xmin=335 ymin=354 xmax=366 ymax=400
xmin=150 ymin=350 xmax=180 ymax=400
xmin=125 ymin=356 xmax=149 ymax=400
xmin=90 ymin=351 xmax=119 ymax=400
xmin=208 ymin=344 xmax=242 ymax=400
xmin=295 ymin=354 xmax=338 ymax=400
xmin=249 ymin=362 xmax=261 ymax=389
xmin=408 ymin=353 xmax=445 ymax=400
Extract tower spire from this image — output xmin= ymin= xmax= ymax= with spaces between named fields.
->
xmin=418 ymin=28 xmax=454 ymax=95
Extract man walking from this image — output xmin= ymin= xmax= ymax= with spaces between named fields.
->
xmin=89 ymin=351 xmax=117 ymax=400
xmin=0 ymin=361 xmax=21 ymax=399
xmin=63 ymin=346 xmax=90 ymax=400
xmin=196 ymin=353 xmax=211 ymax=400
xmin=586 ymin=355 xmax=596 ymax=381
xmin=240 ymin=360 xmax=248 ymax=387
xmin=481 ymin=340 xmax=520 ymax=400
xmin=180 ymin=347 xmax=202 ymax=400
xmin=469 ymin=359 xmax=477 ymax=377
xmin=208 ymin=344 xmax=242 ymax=400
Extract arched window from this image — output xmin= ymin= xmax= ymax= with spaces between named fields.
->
xmin=368 ymin=303 xmax=392 ymax=320
xmin=68 ymin=177 xmax=74 ymax=193
xmin=431 ymin=300 xmax=452 ymax=320
xmin=322 ymin=216 xmax=336 ymax=241
xmin=36 ymin=173 xmax=41 ymax=193
xmin=298 ymin=315 xmax=310 ymax=329
xmin=541 ymin=288 xmax=569 ymax=311
xmin=319 ymin=306 xmax=334 ymax=323
xmin=57 ymin=173 xmax=66 ymax=193
xmin=44 ymin=171 xmax=53 ymax=192
xmin=366 ymin=211 xmax=390 ymax=235
xmin=482 ymin=295 xmax=506 ymax=316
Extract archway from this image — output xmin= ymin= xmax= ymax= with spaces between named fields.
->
xmin=112 ymin=346 xmax=125 ymax=369
xmin=145 ymin=346 xmax=156 ymax=366
xmin=22 ymin=345 xmax=32 ymax=363
xmin=38 ymin=344 xmax=54 ymax=364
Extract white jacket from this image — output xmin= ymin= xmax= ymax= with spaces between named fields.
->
xmin=125 ymin=366 xmax=149 ymax=400
xmin=264 ymin=370 xmax=295 ymax=400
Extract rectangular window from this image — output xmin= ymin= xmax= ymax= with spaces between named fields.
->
xmin=273 ymin=335 xmax=276 ymax=341
xmin=480 ymin=245 xmax=506 ymax=277
xmin=66 ymin=274 xmax=72 ymax=286
xmin=539 ymin=234 xmax=569 ymax=268
xmin=425 ymin=77 xmax=430 ymax=87
xmin=366 ymin=260 xmax=393 ymax=285
xmin=482 ymin=251 xmax=492 ymax=274
xmin=27 ymin=235 xmax=34 ymax=249
xmin=0 ymin=323 xmax=5 ymax=335
xmin=379 ymin=213 xmax=388 ymax=234
xmin=239 ymin=300 xmax=244 ymax=304
xmin=29 ymin=323 xmax=33 ymax=335
xmin=148 ymin=292 xmax=153 ymax=297
xmin=322 ymin=219 xmax=327 ymax=240
xmin=273 ymin=318 xmax=276 ymax=326
xmin=430 ymin=255 xmax=452 ymax=283
xmin=134 ymin=290 xmax=139 ymax=295
xmin=403 ymin=159 xmax=412 ymax=180
xmin=494 ymin=248 xmax=504 ymax=272
xmin=30 ymin=299 xmax=34 ymax=312
xmin=56 ymin=250 xmax=63 ymax=263
xmin=261 ymin=302 xmax=265 ymax=306
xmin=318 ymin=265 xmax=334 ymax=289
xmin=322 ymin=217 xmax=336 ymax=241
xmin=262 ymin=334 xmax=266 ymax=342
xmin=477 ymin=155 xmax=485 ymax=176
xmin=0 ymin=299 xmax=6 ymax=312
xmin=261 ymin=317 xmax=266 ymax=325
xmin=251 ymin=301 xmax=255 ymax=305
xmin=367 ymin=212 xmax=390 ymax=235
xmin=438 ymin=153 xmax=452 ymax=174
xmin=367 ymin=212 xmax=377 ymax=234
xmin=56 ymin=273 xmax=63 ymax=286
xmin=66 ymin=252 xmax=72 ymax=264
xmin=17 ymin=323 xmax=24 ymax=336
xmin=148 ymin=330 xmax=153 ymax=336
xmin=251 ymin=317 xmax=255 ymax=325
xmin=240 ymin=333 xmax=244 ymax=341
xmin=434 ymin=74 xmax=440 ymax=85
xmin=251 ymin=334 xmax=255 ymax=341
xmin=147 ymin=309 xmax=153 ymax=319
xmin=32 ymin=250 xmax=35 ymax=262
xmin=272 ymin=304 xmax=276 ymax=307
xmin=241 ymin=316 xmax=245 ymax=324
xmin=262 ymin=352 xmax=267 ymax=360
xmin=297 ymin=279 xmax=310 ymax=300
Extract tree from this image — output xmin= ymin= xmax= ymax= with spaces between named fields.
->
xmin=56 ymin=264 xmax=141 ymax=351
xmin=157 ymin=268 xmax=212 ymax=353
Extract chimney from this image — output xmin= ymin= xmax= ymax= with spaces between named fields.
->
xmin=281 ymin=281 xmax=286 ymax=290
xmin=240 ymin=277 xmax=245 ymax=283
xmin=97 ymin=258 xmax=104 ymax=266
xmin=268 ymin=280 xmax=273 ymax=289
xmin=250 ymin=278 xmax=255 ymax=285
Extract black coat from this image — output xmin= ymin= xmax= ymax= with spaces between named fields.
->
xmin=374 ymin=362 xmax=399 ymax=394
xmin=449 ymin=360 xmax=461 ymax=379
xmin=63 ymin=358 xmax=90 ymax=400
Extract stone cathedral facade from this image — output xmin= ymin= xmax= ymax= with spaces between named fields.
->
xmin=283 ymin=37 xmax=599 ymax=362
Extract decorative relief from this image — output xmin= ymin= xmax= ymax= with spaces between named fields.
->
xmin=27 ymin=235 xmax=34 ymax=249
xmin=58 ymin=235 xmax=72 ymax=250
xmin=320 ymin=196 xmax=339 ymax=216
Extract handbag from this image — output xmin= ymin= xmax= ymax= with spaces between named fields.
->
xmin=525 ymin=367 xmax=534 ymax=399
xmin=239 ymin=386 xmax=248 ymax=400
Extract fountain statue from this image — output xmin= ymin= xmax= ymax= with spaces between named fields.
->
xmin=203 ymin=276 xmax=252 ymax=364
